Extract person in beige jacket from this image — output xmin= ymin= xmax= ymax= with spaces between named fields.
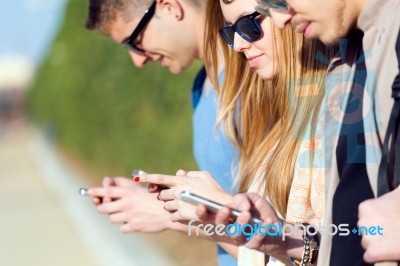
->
xmin=216 ymin=0 xmax=400 ymax=265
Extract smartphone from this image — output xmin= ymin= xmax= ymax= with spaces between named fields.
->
xmin=179 ymin=190 xmax=262 ymax=224
xmin=79 ymin=187 xmax=89 ymax=196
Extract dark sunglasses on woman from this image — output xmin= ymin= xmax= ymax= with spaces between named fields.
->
xmin=219 ymin=11 xmax=263 ymax=48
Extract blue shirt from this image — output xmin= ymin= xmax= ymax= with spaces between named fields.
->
xmin=192 ymin=67 xmax=238 ymax=266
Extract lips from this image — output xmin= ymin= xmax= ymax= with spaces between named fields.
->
xmin=294 ymin=21 xmax=312 ymax=38
xmin=295 ymin=22 xmax=309 ymax=34
xmin=246 ymin=54 xmax=263 ymax=68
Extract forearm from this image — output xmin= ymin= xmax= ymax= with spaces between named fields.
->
xmin=169 ymin=220 xmax=304 ymax=262
xmin=264 ymin=221 xmax=316 ymax=263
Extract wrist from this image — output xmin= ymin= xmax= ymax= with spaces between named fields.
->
xmin=265 ymin=221 xmax=305 ymax=259
xmin=167 ymin=218 xmax=191 ymax=232
xmin=287 ymin=223 xmax=320 ymax=265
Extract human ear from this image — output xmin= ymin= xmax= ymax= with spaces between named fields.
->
xmin=156 ymin=0 xmax=184 ymax=20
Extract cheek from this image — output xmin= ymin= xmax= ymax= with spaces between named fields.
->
xmin=257 ymin=65 xmax=277 ymax=80
xmin=255 ymin=37 xmax=278 ymax=64
xmin=256 ymin=18 xmax=276 ymax=53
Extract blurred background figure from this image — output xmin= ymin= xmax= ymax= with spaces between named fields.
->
xmin=0 ymin=55 xmax=34 ymax=128
xmin=0 ymin=0 xmax=63 ymax=131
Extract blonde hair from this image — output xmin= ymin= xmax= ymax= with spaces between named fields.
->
xmin=204 ymin=0 xmax=332 ymax=216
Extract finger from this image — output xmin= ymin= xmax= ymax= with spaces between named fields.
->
xmin=186 ymin=171 xmax=206 ymax=177
xmin=171 ymin=211 xmax=185 ymax=222
xmin=215 ymin=206 xmax=233 ymax=225
xmin=236 ymin=211 xmax=252 ymax=225
xmin=147 ymin=183 xmax=169 ymax=193
xmin=197 ymin=207 xmax=219 ymax=224
xmin=233 ymin=194 xmax=252 ymax=212
xmin=196 ymin=204 xmax=213 ymax=222
xmin=91 ymin=196 xmax=102 ymax=206
xmin=159 ymin=189 xmax=176 ymax=201
xmin=87 ymin=187 xmax=123 ymax=199
xmin=176 ymin=169 xmax=187 ymax=176
xmin=231 ymin=211 xmax=253 ymax=245
xmin=147 ymin=183 xmax=160 ymax=193
xmin=120 ymin=223 xmax=134 ymax=233
xmin=360 ymin=233 xmax=368 ymax=249
xmin=108 ymin=212 xmax=127 ymax=224
xmin=102 ymin=176 xmax=115 ymax=187
xmin=363 ymin=248 xmax=377 ymax=264
xmin=113 ymin=177 xmax=137 ymax=187
xmin=164 ymin=200 xmax=178 ymax=212
xmin=97 ymin=200 xmax=123 ymax=214
xmin=102 ymin=177 xmax=115 ymax=203
xmin=133 ymin=174 xmax=180 ymax=187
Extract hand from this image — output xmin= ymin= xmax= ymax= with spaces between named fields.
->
xmin=87 ymin=177 xmax=172 ymax=233
xmin=134 ymin=170 xmax=233 ymax=222
xmin=90 ymin=176 xmax=114 ymax=205
xmin=358 ymin=186 xmax=400 ymax=263
xmin=196 ymin=193 xmax=303 ymax=259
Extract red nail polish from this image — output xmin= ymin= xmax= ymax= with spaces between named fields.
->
xmin=134 ymin=176 xmax=140 ymax=182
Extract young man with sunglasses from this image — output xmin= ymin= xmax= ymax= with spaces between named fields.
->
xmin=238 ymin=0 xmax=400 ymax=265
xmin=84 ymin=0 xmax=238 ymax=265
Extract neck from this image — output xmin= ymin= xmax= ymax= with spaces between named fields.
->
xmin=354 ymin=0 xmax=368 ymax=28
xmin=195 ymin=16 xmax=205 ymax=60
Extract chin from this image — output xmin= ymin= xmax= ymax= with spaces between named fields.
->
xmin=257 ymin=68 xmax=278 ymax=81
xmin=169 ymin=67 xmax=183 ymax=75
xmin=319 ymin=27 xmax=348 ymax=46
xmin=320 ymin=35 xmax=341 ymax=46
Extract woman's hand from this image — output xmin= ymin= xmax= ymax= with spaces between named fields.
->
xmin=196 ymin=193 xmax=304 ymax=259
xmin=134 ymin=170 xmax=233 ymax=222
xmin=87 ymin=177 xmax=173 ymax=233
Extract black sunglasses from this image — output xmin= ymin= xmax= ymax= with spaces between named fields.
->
xmin=121 ymin=0 xmax=156 ymax=54
xmin=219 ymin=11 xmax=263 ymax=48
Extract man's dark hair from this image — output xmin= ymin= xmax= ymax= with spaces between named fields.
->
xmin=86 ymin=0 xmax=204 ymax=34
xmin=85 ymin=0 xmax=151 ymax=34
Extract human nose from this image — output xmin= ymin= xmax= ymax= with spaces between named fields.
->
xmin=233 ymin=32 xmax=251 ymax=52
xmin=269 ymin=10 xmax=294 ymax=29
xmin=128 ymin=50 xmax=149 ymax=68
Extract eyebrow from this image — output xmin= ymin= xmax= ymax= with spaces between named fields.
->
xmin=255 ymin=4 xmax=270 ymax=15
xmin=225 ymin=10 xmax=256 ymax=24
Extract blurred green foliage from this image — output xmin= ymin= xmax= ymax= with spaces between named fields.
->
xmin=27 ymin=0 xmax=200 ymax=178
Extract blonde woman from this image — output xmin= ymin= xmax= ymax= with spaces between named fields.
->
xmin=136 ymin=0 xmax=332 ymax=264
xmin=207 ymin=0 xmax=329 ymax=225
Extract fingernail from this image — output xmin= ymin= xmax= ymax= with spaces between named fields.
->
xmin=133 ymin=176 xmax=140 ymax=182
xmin=157 ymin=194 xmax=161 ymax=200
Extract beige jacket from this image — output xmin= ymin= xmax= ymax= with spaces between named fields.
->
xmin=318 ymin=0 xmax=400 ymax=265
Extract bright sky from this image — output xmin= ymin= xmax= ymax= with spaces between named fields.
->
xmin=0 ymin=0 xmax=67 ymax=65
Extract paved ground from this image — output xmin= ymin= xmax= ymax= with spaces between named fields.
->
xmin=0 ymin=122 xmax=173 ymax=266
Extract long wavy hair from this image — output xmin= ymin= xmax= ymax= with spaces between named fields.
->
xmin=204 ymin=0 xmax=332 ymax=216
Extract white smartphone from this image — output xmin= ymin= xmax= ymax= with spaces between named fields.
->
xmin=79 ymin=187 xmax=89 ymax=196
xmin=179 ymin=190 xmax=262 ymax=224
